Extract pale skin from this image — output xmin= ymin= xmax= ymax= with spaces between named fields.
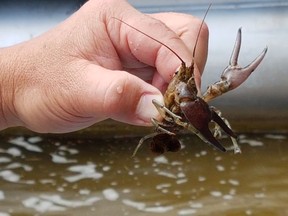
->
xmin=0 ymin=0 xmax=208 ymax=133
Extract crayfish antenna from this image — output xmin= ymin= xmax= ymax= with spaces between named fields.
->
xmin=191 ymin=4 xmax=212 ymax=95
xmin=192 ymin=4 xmax=211 ymax=61
xmin=111 ymin=17 xmax=186 ymax=66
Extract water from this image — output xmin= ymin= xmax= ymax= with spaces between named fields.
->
xmin=0 ymin=133 xmax=287 ymax=215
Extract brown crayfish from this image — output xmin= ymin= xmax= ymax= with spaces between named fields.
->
xmin=113 ymin=8 xmax=267 ymax=156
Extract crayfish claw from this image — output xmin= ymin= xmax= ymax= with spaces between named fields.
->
xmin=199 ymin=127 xmax=227 ymax=152
xmin=203 ymin=29 xmax=267 ymax=102
xmin=223 ymin=45 xmax=268 ymax=91
xmin=229 ymin=28 xmax=242 ymax=67
xmin=222 ymin=28 xmax=268 ymax=91
xmin=211 ymin=109 xmax=242 ymax=154
xmin=211 ymin=110 xmax=237 ymax=138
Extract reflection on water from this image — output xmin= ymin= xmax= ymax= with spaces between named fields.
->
xmin=0 ymin=133 xmax=287 ymax=215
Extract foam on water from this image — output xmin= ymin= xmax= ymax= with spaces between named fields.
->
xmin=58 ymin=146 xmax=79 ymax=155
xmin=5 ymin=162 xmax=33 ymax=171
xmin=6 ymin=147 xmax=22 ymax=157
xmin=102 ymin=188 xmax=119 ymax=201
xmin=0 ymin=191 xmax=5 ymax=200
xmin=122 ymin=199 xmax=145 ymax=210
xmin=154 ymin=155 xmax=169 ymax=164
xmin=210 ymin=191 xmax=222 ymax=197
xmin=228 ymin=179 xmax=240 ymax=186
xmin=239 ymin=138 xmax=264 ymax=147
xmin=23 ymin=195 xmax=101 ymax=213
xmin=178 ymin=208 xmax=197 ymax=215
xmin=0 ymin=170 xmax=20 ymax=182
xmin=265 ymin=134 xmax=286 ymax=140
xmin=64 ymin=164 xmax=103 ymax=182
xmin=27 ymin=136 xmax=42 ymax=143
xmin=50 ymin=153 xmax=77 ymax=164
xmin=9 ymin=137 xmax=43 ymax=152
xmin=0 ymin=133 xmax=286 ymax=215
xmin=0 ymin=157 xmax=11 ymax=163
xmin=143 ymin=205 xmax=173 ymax=213
xmin=216 ymin=165 xmax=225 ymax=172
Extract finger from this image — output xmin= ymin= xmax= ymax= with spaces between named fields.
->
xmin=150 ymin=12 xmax=209 ymax=74
xmin=125 ymin=66 xmax=155 ymax=83
xmin=149 ymin=13 xmax=208 ymax=92
xmin=102 ymin=0 xmax=193 ymax=83
xmin=81 ymin=64 xmax=164 ymax=126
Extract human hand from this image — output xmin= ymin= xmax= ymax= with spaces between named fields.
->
xmin=0 ymin=0 xmax=208 ymax=133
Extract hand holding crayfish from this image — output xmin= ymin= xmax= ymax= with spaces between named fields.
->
xmin=0 ymin=0 xmax=208 ymax=133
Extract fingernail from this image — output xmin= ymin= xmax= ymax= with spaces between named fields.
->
xmin=136 ymin=93 xmax=164 ymax=124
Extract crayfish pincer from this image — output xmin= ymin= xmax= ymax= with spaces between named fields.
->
xmin=112 ymin=13 xmax=267 ymax=157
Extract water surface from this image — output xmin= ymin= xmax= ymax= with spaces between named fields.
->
xmin=0 ymin=133 xmax=287 ymax=215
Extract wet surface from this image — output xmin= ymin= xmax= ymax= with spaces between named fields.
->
xmin=0 ymin=133 xmax=287 ymax=215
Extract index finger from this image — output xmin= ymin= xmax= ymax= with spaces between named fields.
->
xmin=150 ymin=12 xmax=209 ymax=75
xmin=105 ymin=1 xmax=194 ymax=82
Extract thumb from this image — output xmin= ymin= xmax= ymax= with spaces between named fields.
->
xmin=83 ymin=64 xmax=164 ymax=126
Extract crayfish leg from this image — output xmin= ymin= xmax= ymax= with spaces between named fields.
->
xmin=152 ymin=99 xmax=182 ymax=123
xmin=151 ymin=118 xmax=175 ymax=135
xmin=133 ymin=132 xmax=158 ymax=157
xmin=211 ymin=108 xmax=241 ymax=154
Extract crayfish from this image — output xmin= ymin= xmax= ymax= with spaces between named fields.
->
xmin=132 ymin=26 xmax=267 ymax=156
xmin=113 ymin=9 xmax=267 ymax=156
